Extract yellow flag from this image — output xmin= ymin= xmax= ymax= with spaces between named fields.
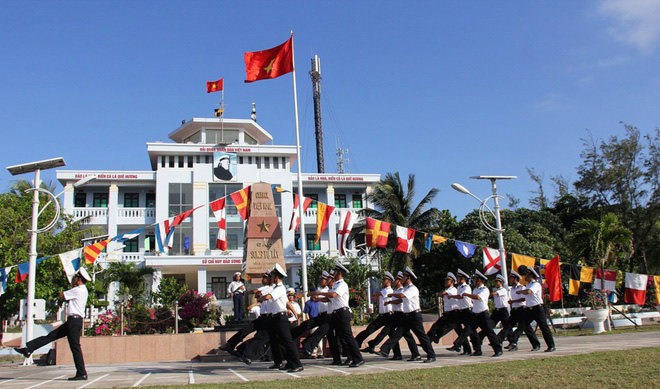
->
xmin=512 ymin=253 xmax=536 ymax=285
xmin=654 ymin=276 xmax=660 ymax=305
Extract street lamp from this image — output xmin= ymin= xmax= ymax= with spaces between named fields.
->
xmin=451 ymin=176 xmax=517 ymax=286
xmin=6 ymin=158 xmax=94 ymax=364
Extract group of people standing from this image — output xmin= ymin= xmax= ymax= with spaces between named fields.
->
xmin=219 ymin=261 xmax=555 ymax=371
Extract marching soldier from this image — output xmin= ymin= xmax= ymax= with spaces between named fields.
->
xmin=515 ymin=266 xmax=555 ymax=352
xmin=479 ymin=274 xmax=512 ymax=345
xmin=355 ymin=271 xmax=395 ymax=351
xmin=298 ymin=271 xmax=332 ymax=358
xmin=258 ymin=264 xmax=303 ymax=372
xmin=376 ymin=271 xmax=420 ymax=361
xmin=506 ymin=269 xmax=540 ymax=351
xmin=427 ymin=272 xmax=471 ymax=354
xmin=447 ymin=269 xmax=474 ymax=353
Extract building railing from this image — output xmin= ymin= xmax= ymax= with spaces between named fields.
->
xmin=73 ymin=207 xmax=108 ymax=224
xmin=303 ymin=207 xmax=363 ymax=220
xmin=117 ymin=207 xmax=156 ymax=224
xmin=116 ymin=252 xmax=144 ymax=262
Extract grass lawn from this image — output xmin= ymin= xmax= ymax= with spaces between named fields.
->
xmin=139 ymin=347 xmax=660 ymax=389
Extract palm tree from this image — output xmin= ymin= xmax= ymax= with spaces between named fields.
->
xmin=362 ymin=172 xmax=442 ymax=270
xmin=570 ymin=213 xmax=633 ymax=291
xmin=102 ymin=262 xmax=155 ymax=304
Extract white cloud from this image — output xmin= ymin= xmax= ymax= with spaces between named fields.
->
xmin=598 ymin=0 xmax=660 ymax=52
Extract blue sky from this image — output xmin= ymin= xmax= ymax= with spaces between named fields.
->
xmin=1 ymin=1 xmax=659 ymax=219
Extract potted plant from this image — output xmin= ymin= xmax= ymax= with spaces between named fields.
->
xmin=584 ymin=290 xmax=609 ymax=334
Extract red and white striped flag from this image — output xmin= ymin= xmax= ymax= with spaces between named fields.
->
xmin=395 ymin=226 xmax=415 ymax=253
xmin=210 ymin=198 xmax=227 ymax=250
xmin=289 ymin=194 xmax=313 ymax=231
xmin=594 ymin=269 xmax=617 ymax=292
xmin=625 ymin=272 xmax=648 ymax=305
xmin=337 ymin=210 xmax=358 ymax=256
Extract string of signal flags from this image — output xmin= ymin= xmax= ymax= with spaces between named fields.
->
xmin=2 ymin=182 xmax=659 ymax=307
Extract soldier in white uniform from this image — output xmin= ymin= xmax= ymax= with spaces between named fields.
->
xmin=227 ymin=272 xmax=245 ymax=321
xmin=505 ymin=269 xmax=540 ymax=351
xmin=15 ymin=268 xmax=92 ymax=381
xmin=447 ymin=269 xmax=474 ymax=353
xmin=427 ymin=272 xmax=472 ymax=354
xmin=516 ymin=266 xmax=555 ymax=352
xmin=479 ymin=274 xmax=512 ymax=345
xmin=355 ymin=271 xmax=394 ymax=352
xmin=376 ymin=271 xmax=420 ymax=361
xmin=298 ymin=271 xmax=331 ymax=357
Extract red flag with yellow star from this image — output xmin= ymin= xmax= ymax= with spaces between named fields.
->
xmin=244 ymin=37 xmax=293 ymax=83
xmin=366 ymin=217 xmax=390 ymax=248
xmin=206 ymin=78 xmax=224 ymax=93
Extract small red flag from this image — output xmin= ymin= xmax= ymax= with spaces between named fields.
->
xmin=366 ymin=217 xmax=390 ymax=248
xmin=244 ymin=37 xmax=294 ymax=83
xmin=206 ymin=78 xmax=224 ymax=93
xmin=230 ymin=186 xmax=251 ymax=220
xmin=545 ymin=255 xmax=563 ymax=302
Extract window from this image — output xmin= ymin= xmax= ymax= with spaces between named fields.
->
xmin=145 ymin=234 xmax=155 ymax=253
xmin=264 ymin=157 xmax=270 ymax=169
xmin=210 ymin=277 xmax=228 ymax=299
xmin=206 ymin=129 xmax=239 ymax=145
xmin=93 ymin=193 xmax=108 ymax=208
xmin=335 ymin=194 xmax=347 ymax=209
xmin=124 ymin=237 xmax=139 ymax=252
xmin=306 ymin=193 xmax=318 ymax=208
xmin=169 ymin=183 xmax=193 ymax=216
xmin=352 ymin=194 xmax=363 ymax=208
xmin=256 ymin=157 xmax=261 ymax=169
xmin=187 ymin=156 xmax=194 ymax=167
xmin=74 ymin=192 xmax=86 ymax=207
xmin=169 ymin=156 xmax=175 ymax=168
xmin=184 ymin=131 xmax=202 ymax=144
xmin=209 ymin=223 xmax=243 ymax=251
xmin=295 ymin=234 xmax=320 ymax=250
xmin=273 ymin=157 xmax=279 ymax=169
xmin=208 ymin=183 xmax=242 ymax=216
xmin=244 ymin=133 xmax=258 ymax=145
xmin=124 ymin=193 xmax=139 ymax=208
xmin=146 ymin=193 xmax=156 ymax=208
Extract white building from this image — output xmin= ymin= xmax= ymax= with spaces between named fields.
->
xmin=56 ymin=117 xmax=380 ymax=300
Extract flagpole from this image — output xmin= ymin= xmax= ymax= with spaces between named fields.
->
xmin=290 ymin=31 xmax=309 ymax=300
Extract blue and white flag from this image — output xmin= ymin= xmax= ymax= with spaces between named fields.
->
xmin=59 ymin=249 xmax=82 ymax=283
xmin=155 ymin=218 xmax=176 ymax=253
xmin=455 ymin=240 xmax=478 ymax=258
xmin=0 ymin=267 xmax=11 ymax=296
xmin=113 ymin=226 xmax=147 ymax=243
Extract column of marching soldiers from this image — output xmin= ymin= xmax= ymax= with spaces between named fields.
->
xmin=218 ymin=261 xmax=555 ymax=373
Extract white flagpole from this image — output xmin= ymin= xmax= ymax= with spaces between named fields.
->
xmin=290 ymin=31 xmax=309 ymax=300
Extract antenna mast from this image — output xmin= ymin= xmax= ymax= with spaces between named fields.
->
xmin=310 ymin=55 xmax=325 ymax=173
xmin=336 ymin=135 xmax=349 ymax=174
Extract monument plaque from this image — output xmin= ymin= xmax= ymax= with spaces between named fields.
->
xmin=243 ymin=182 xmax=286 ymax=278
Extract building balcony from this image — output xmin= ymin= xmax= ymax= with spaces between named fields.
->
xmin=73 ymin=207 xmax=108 ymax=224
xmin=118 ymin=207 xmax=156 ymax=225
xmin=302 ymin=207 xmax=363 ymax=223
xmin=116 ymin=252 xmax=145 ymax=262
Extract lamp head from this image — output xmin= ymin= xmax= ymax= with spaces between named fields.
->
xmin=451 ymin=183 xmax=470 ymax=195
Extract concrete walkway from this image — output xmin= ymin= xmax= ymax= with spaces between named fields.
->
xmin=1 ymin=331 xmax=658 ymax=388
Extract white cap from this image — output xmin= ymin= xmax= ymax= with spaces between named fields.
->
xmin=77 ymin=268 xmax=92 ymax=282
xmin=273 ymin=263 xmax=287 ymax=278
xmin=473 ymin=269 xmax=488 ymax=281
xmin=234 ymin=272 xmax=241 ymax=277
xmin=496 ymin=274 xmax=506 ymax=283
xmin=287 ymin=287 xmax=295 ymax=295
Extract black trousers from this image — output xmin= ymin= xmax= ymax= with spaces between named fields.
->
xmin=226 ymin=316 xmax=263 ymax=349
xmin=301 ymin=313 xmax=330 ymax=353
xmin=366 ymin=324 xmax=390 ymax=349
xmin=427 ymin=310 xmax=471 ymax=352
xmin=479 ymin=307 xmax=511 ymax=344
xmin=291 ymin=314 xmax=325 ymax=340
xmin=508 ymin=307 xmax=540 ymax=347
xmin=454 ymin=310 xmax=502 ymax=353
xmin=233 ymin=293 xmax=244 ymax=321
xmin=521 ymin=305 xmax=554 ymax=348
xmin=328 ymin=308 xmax=363 ymax=363
xmin=379 ymin=311 xmax=421 ymax=358
xmin=267 ymin=313 xmax=302 ymax=368
xmin=27 ymin=316 xmax=86 ymax=376
xmin=237 ymin=329 xmax=270 ymax=360
xmin=403 ymin=311 xmax=435 ymax=358
xmin=355 ymin=313 xmax=392 ymax=347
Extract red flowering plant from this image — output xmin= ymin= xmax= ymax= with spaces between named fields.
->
xmin=88 ymin=311 xmax=123 ymax=336
xmin=177 ymin=290 xmax=219 ymax=331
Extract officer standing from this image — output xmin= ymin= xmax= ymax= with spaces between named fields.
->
xmin=447 ymin=269 xmax=474 ymax=353
xmin=227 ymin=272 xmax=245 ymax=321
xmin=505 ymin=269 xmax=540 ymax=351
xmin=355 ymin=271 xmax=394 ymax=352
xmin=516 ymin=266 xmax=555 ymax=352
xmin=258 ymin=264 xmax=303 ymax=372
xmin=479 ymin=274 xmax=512 ymax=345
xmin=15 ymin=268 xmax=92 ymax=381
xmin=313 ymin=261 xmax=364 ymax=367
xmin=427 ymin=272 xmax=471 ymax=354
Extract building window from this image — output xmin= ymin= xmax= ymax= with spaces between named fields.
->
xmin=295 ymin=234 xmax=320 ymax=250
xmin=256 ymin=157 xmax=261 ymax=169
xmin=146 ymin=193 xmax=156 ymax=208
xmin=169 ymin=156 xmax=175 ymax=168
xmin=124 ymin=193 xmax=139 ymax=208
xmin=335 ymin=194 xmax=347 ymax=209
xmin=74 ymin=192 xmax=86 ymax=207
xmin=264 ymin=157 xmax=270 ymax=169
xmin=273 ymin=157 xmax=279 ymax=169
xmin=187 ymin=156 xmax=194 ymax=167
xmin=210 ymin=277 xmax=228 ymax=299
xmin=124 ymin=237 xmax=139 ymax=252
xmin=145 ymin=234 xmax=155 ymax=253
xmin=239 ymin=156 xmax=244 ymax=164
xmin=306 ymin=193 xmax=318 ymax=208
xmin=209 ymin=223 xmax=243 ymax=251
xmin=352 ymin=194 xmax=363 ymax=208
xmin=93 ymin=193 xmax=108 ymax=208
xmin=169 ymin=183 xmax=193 ymax=216
xmin=248 ymin=156 xmax=252 ymax=164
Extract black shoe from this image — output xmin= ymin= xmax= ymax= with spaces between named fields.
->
xmin=316 ymin=355 xmax=325 ymax=359
xmin=407 ymin=356 xmax=422 ymax=362
xmin=348 ymin=360 xmax=365 ymax=368
xmin=341 ymin=359 xmax=353 ymax=366
xmin=288 ymin=366 xmax=304 ymax=373
xmin=300 ymin=348 xmax=312 ymax=359
xmin=545 ymin=346 xmax=556 ymax=353
xmin=218 ymin=344 xmax=234 ymax=353
xmin=446 ymin=345 xmax=461 ymax=352
xmin=471 ymin=351 xmax=483 ymax=356
xmin=460 ymin=350 xmax=472 ymax=355
xmin=238 ymin=354 xmax=251 ymax=365
xmin=360 ymin=346 xmax=374 ymax=353
xmin=505 ymin=343 xmax=515 ymax=350
xmin=376 ymin=350 xmax=389 ymax=358
xmin=424 ymin=357 xmax=436 ymax=363
xmin=508 ymin=345 xmax=518 ymax=352
xmin=13 ymin=347 xmax=31 ymax=358
xmin=68 ymin=375 xmax=88 ymax=381
xmin=389 ymin=356 xmax=403 ymax=361
xmin=493 ymin=351 xmax=503 ymax=357
xmin=531 ymin=346 xmax=541 ymax=351
xmin=280 ymin=363 xmax=293 ymax=370
xmin=330 ymin=360 xmax=342 ymax=366
xmin=268 ymin=363 xmax=283 ymax=369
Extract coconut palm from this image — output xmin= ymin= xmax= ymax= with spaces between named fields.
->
xmin=569 ymin=212 xmax=633 ymax=291
xmin=361 ymin=172 xmax=442 ymax=271
xmin=102 ymin=262 xmax=155 ymax=304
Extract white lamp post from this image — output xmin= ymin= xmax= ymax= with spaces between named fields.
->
xmin=451 ymin=176 xmax=517 ymax=286
xmin=6 ymin=158 xmax=93 ymax=364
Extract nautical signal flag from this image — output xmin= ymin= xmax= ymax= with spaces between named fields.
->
xmin=366 ymin=217 xmax=390 ymax=248
xmin=210 ymin=197 xmax=227 ymax=251
xmin=156 ymin=217 xmax=176 ymax=252
xmin=230 ymin=186 xmax=251 ymax=220
xmin=545 ymin=255 xmax=563 ymax=302
xmin=653 ymin=276 xmax=660 ymax=305
xmin=568 ymin=265 xmax=594 ymax=297
xmin=511 ymin=253 xmax=536 ymax=285
xmin=424 ymin=234 xmax=447 ymax=251
xmin=0 ymin=267 xmax=11 ymax=296
xmin=84 ymin=239 xmax=112 ymax=264
xmin=244 ymin=37 xmax=294 ymax=83
xmin=395 ymin=226 xmax=415 ymax=253
xmin=214 ymin=108 xmax=225 ymax=117
xmin=594 ymin=269 xmax=617 ymax=292
xmin=624 ymin=272 xmax=648 ymax=305
xmin=482 ymin=247 xmax=502 ymax=276
xmin=15 ymin=257 xmax=49 ymax=283
xmin=207 ymin=78 xmax=224 ymax=93
xmin=315 ymin=202 xmax=335 ymax=244
xmin=337 ymin=210 xmax=358 ymax=256
xmin=455 ymin=240 xmax=477 ymax=258
xmin=290 ymin=194 xmax=313 ymax=231
xmin=59 ymin=249 xmax=82 ymax=283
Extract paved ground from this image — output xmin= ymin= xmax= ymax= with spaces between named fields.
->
xmin=1 ymin=331 xmax=659 ymax=388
